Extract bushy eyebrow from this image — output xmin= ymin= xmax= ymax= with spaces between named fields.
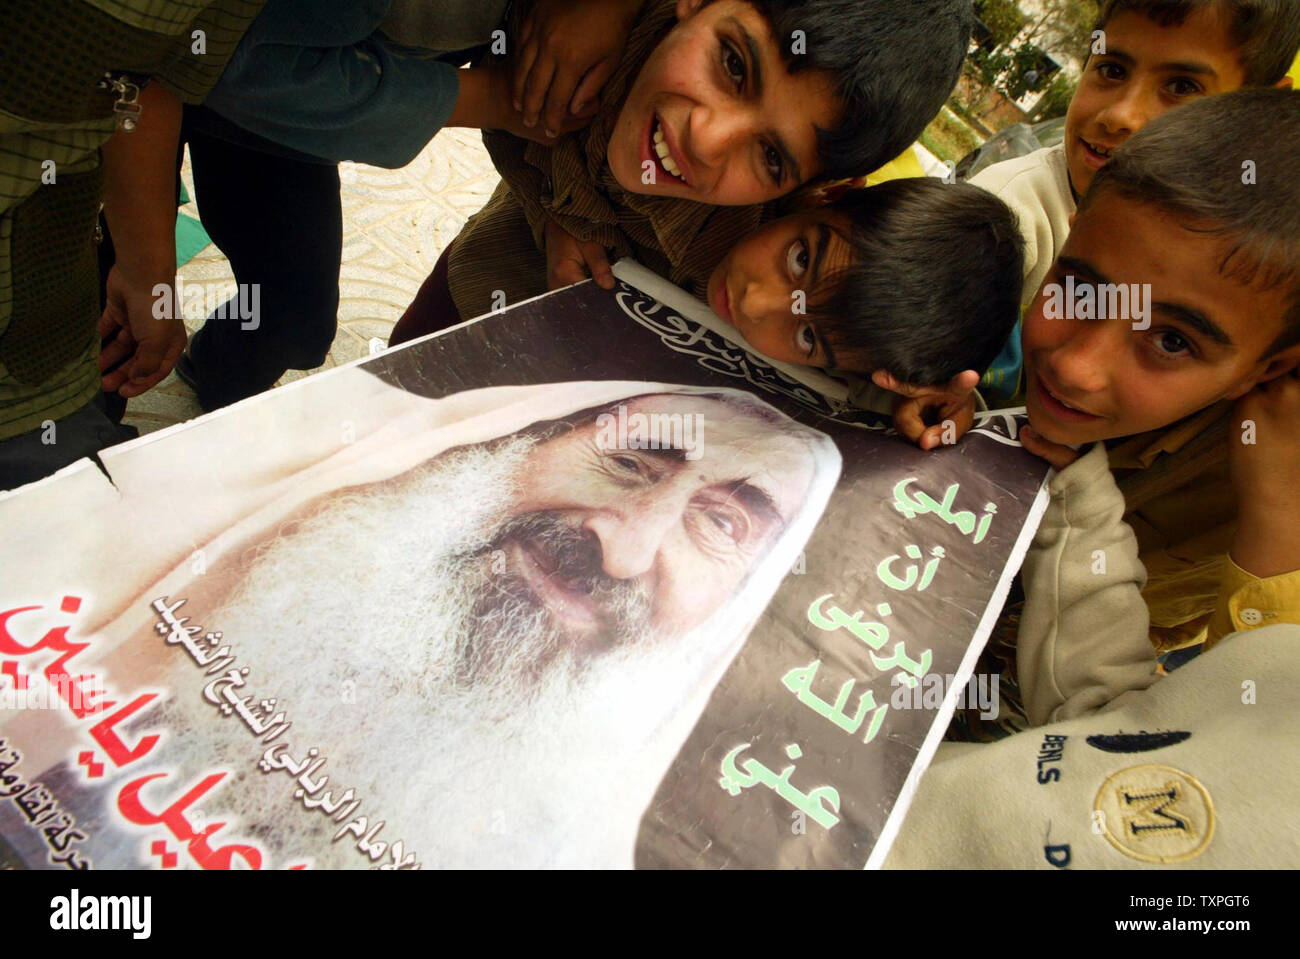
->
xmin=1056 ymin=255 xmax=1234 ymax=347
xmin=1095 ymin=45 xmax=1218 ymax=78
xmin=722 ymin=479 xmax=786 ymax=532
xmin=637 ymin=447 xmax=689 ymax=465
xmin=1154 ymin=301 xmax=1233 ymax=347
xmin=811 ymin=222 xmax=830 ymax=283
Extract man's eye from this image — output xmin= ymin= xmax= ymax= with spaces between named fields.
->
xmin=610 ymin=454 xmax=642 ymax=474
xmin=723 ymin=43 xmax=745 ymax=87
xmin=709 ymin=511 xmax=736 ymax=538
xmin=700 ymin=504 xmax=748 ymax=544
xmin=1167 ymin=77 xmax=1202 ymax=97
xmin=763 ymin=144 xmax=784 ymax=184
xmin=1097 ymin=61 xmax=1125 ymax=81
xmin=796 ymin=323 xmax=817 ymax=357
xmin=786 ymin=239 xmax=809 ymax=278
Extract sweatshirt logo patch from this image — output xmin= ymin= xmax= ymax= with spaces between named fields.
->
xmin=1085 ymin=731 xmax=1191 ymax=753
xmin=1093 ymin=764 xmax=1214 ymax=864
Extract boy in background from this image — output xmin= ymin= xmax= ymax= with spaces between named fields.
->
xmin=977 ymin=0 xmax=1298 ymax=327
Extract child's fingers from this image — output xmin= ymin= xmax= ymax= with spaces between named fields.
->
xmin=1019 ymin=426 xmax=1080 ymax=471
xmin=945 ymin=369 xmax=981 ymax=395
xmin=520 ymin=55 xmax=556 ymax=128
xmin=871 ymin=369 xmax=902 ymax=394
xmin=97 ymin=320 xmax=135 ymax=376
xmin=549 ymin=255 xmax=587 ymax=289
xmin=892 ymin=399 xmax=928 ymax=446
xmin=874 ymin=369 xmax=961 ymax=400
xmin=511 ymin=34 xmax=540 ymax=113
xmin=542 ymin=63 xmax=585 ymax=138
xmin=121 ymin=333 xmax=184 ymax=398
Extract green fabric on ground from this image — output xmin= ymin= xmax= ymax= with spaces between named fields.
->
xmin=176 ymin=211 xmax=208 ymax=267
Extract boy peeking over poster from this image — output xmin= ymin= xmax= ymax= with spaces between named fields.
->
xmin=390 ymin=0 xmax=974 ymax=340
xmin=165 ymin=0 xmax=642 ymax=411
xmin=700 ymin=178 xmax=1026 ymax=420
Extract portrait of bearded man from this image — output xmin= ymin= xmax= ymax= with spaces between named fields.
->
xmin=0 ymin=370 xmax=840 ymax=867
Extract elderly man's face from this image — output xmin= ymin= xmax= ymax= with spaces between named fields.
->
xmin=502 ymin=395 xmax=816 ymax=643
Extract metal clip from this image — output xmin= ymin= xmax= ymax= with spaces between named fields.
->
xmin=98 ymin=72 xmax=143 ymax=132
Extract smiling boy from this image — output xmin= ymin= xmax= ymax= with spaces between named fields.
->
xmin=1020 ymin=88 xmax=1300 ymax=651
xmin=389 ymin=0 xmax=973 ymax=342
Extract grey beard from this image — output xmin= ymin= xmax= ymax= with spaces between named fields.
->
xmin=453 ymin=510 xmax=655 ymax=691
xmin=132 ymin=430 xmax=732 ymax=867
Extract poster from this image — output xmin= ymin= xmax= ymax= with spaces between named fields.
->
xmin=0 ymin=261 xmax=1049 ymax=869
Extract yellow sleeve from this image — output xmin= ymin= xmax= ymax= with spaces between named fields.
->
xmin=1206 ymin=556 xmax=1300 ymax=648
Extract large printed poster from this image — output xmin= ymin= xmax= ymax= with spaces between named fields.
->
xmin=0 ymin=262 xmax=1049 ymax=869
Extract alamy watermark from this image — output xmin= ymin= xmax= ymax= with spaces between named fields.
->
xmin=890 ymin=670 xmax=999 ymax=721
xmin=595 ymin=404 xmax=705 ymax=461
xmin=152 ymin=275 xmax=260 ymax=330
xmin=1041 ymin=276 xmax=1151 ymax=330
xmin=0 ymin=673 xmax=108 ymax=711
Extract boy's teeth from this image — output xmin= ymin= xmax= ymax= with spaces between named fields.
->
xmin=1048 ymin=385 xmax=1082 ymax=412
xmin=652 ymin=121 xmax=684 ymax=181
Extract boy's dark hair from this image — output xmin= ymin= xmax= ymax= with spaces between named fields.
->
xmin=750 ymin=0 xmax=973 ymax=180
xmin=1081 ymin=88 xmax=1300 ymax=356
xmin=1094 ymin=0 xmax=1300 ymax=86
xmin=808 ymin=179 xmax=1024 ymax=385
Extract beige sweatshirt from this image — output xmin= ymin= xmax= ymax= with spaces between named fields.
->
xmin=884 ymin=623 xmax=1297 ymax=868
xmin=971 ymin=144 xmax=1075 ymax=311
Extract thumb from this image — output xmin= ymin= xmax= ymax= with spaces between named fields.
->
xmin=947 ymin=369 xmax=980 ymax=395
xmin=571 ymin=59 xmax=615 ymax=116
xmin=582 ymin=241 xmax=615 ymax=290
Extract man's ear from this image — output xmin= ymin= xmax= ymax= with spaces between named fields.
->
xmin=1224 ymin=343 xmax=1300 ymax=399
xmin=676 ymin=0 xmax=707 ymax=21
xmin=1275 ymin=76 xmax=1294 ymax=91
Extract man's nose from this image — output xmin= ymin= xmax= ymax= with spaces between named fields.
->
xmin=584 ymin=508 xmax=676 ymax=581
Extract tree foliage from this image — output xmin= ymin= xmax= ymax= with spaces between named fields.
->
xmin=967 ymin=0 xmax=1095 ymax=113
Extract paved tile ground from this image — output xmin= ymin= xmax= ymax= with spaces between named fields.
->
xmin=123 ymin=128 xmax=500 ymax=435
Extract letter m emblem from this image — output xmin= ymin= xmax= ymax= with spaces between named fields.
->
xmin=1120 ymin=781 xmax=1190 ymax=835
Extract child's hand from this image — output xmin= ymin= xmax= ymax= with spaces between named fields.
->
xmin=512 ymin=0 xmax=640 ymax=138
xmin=98 ymin=265 xmax=187 ymax=398
xmin=1228 ymin=369 xmax=1300 ymax=577
xmin=457 ymin=65 xmax=586 ymax=146
xmin=1019 ymin=425 xmax=1083 ymax=471
xmin=877 ymin=369 xmax=979 ymax=451
xmin=544 ymin=217 xmax=615 ymax=290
